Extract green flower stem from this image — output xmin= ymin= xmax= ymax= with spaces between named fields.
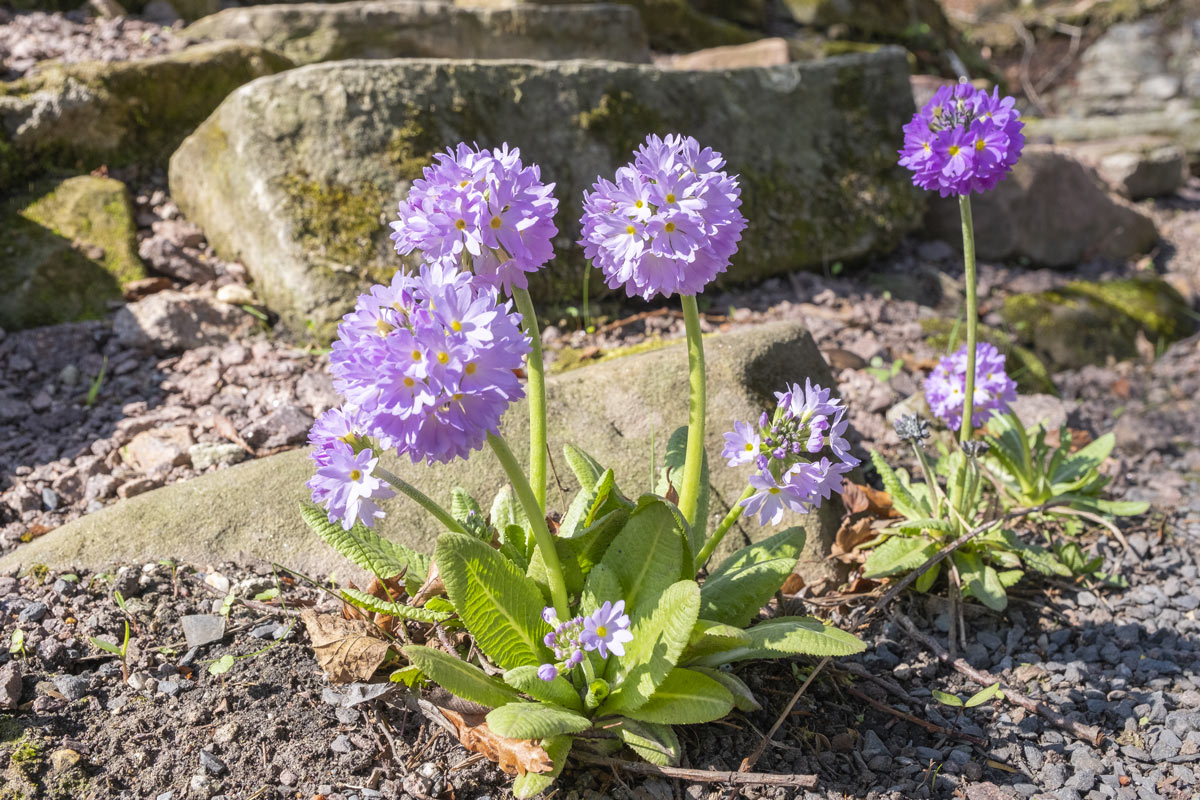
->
xmin=512 ymin=287 xmax=548 ymax=515
xmin=677 ymin=294 xmax=707 ymax=531
xmin=487 ymin=433 xmax=570 ymax=619
xmin=375 ymin=467 xmax=467 ymax=535
xmin=911 ymin=444 xmax=943 ymax=518
xmin=958 ymin=194 xmax=977 ymax=445
xmin=694 ymin=485 xmax=755 ymax=573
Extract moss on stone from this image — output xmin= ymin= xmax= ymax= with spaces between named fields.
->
xmin=548 ymin=336 xmax=677 ymax=375
xmin=572 ymin=88 xmax=666 ymax=162
xmin=280 ymin=172 xmax=391 ymax=273
xmin=1064 ymin=278 xmax=1194 ymax=342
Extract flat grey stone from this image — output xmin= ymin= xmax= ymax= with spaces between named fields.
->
xmin=181 ymin=615 xmax=226 ymax=649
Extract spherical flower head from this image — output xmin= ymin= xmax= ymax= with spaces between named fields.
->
xmin=898 ymin=82 xmax=1025 ymax=197
xmin=307 ymin=441 xmax=395 ymax=530
xmin=924 ymin=342 xmax=1017 ymax=430
xmin=580 ymin=133 xmax=746 ymax=300
xmin=581 ymin=600 xmax=633 ymax=659
xmin=390 ymin=143 xmax=558 ymax=294
xmin=329 ymin=263 xmax=531 ymax=465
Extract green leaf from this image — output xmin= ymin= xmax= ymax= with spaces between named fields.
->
xmin=88 ymin=635 xmax=120 ymax=656
xmin=621 ymin=668 xmax=733 ymax=724
xmin=689 ymin=616 xmax=865 ymax=666
xmin=601 ymin=497 xmax=689 ymax=622
xmin=513 ymin=735 xmax=572 ymax=799
xmin=568 ymin=509 xmax=630 ymax=575
xmin=435 ymin=533 xmax=550 ymax=669
xmin=614 ymin=719 xmax=680 ymax=766
xmin=690 ymin=667 xmax=761 ymax=711
xmin=931 ymin=689 xmax=962 ymax=707
xmin=504 ymin=665 xmax=584 ymax=712
xmin=490 ymin=486 xmax=528 ymax=538
xmin=208 ymin=654 xmax=235 ymax=676
xmin=526 ymin=537 xmax=584 ymax=600
xmin=699 ymin=527 xmax=805 ymax=628
xmin=870 ymin=450 xmax=922 ymax=518
xmin=914 ymin=561 xmax=941 ymax=593
xmin=402 ymin=645 xmax=521 ymax=709
xmin=581 ymin=563 xmax=623 ymax=618
xmin=863 ymin=535 xmax=938 ymax=579
xmin=451 ymin=488 xmax=484 ymax=528
xmin=997 ymin=569 xmax=1024 ymax=588
xmin=964 ymin=682 xmax=1003 ymax=708
xmin=656 ymin=426 xmax=709 ymax=547
xmin=563 ymin=443 xmax=605 ymax=493
xmin=389 ymin=665 xmax=423 ymax=687
xmin=600 ymin=581 xmax=700 ymax=715
xmin=680 ymin=619 xmax=753 ymax=663
xmin=1051 ymin=433 xmax=1114 ymax=485
xmin=253 ymin=588 xmax=279 ymax=602
xmin=339 ymin=588 xmax=451 ymax=624
xmin=302 ymin=502 xmax=429 ymax=586
xmin=895 ymin=518 xmax=958 ymax=534
xmin=485 ymin=703 xmax=591 ymax=740
xmin=954 ymin=551 xmax=1007 ymax=611
xmin=560 ymin=468 xmax=614 ymax=539
xmin=1054 ymin=495 xmax=1149 ymax=517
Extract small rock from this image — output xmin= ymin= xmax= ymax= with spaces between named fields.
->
xmin=215 ymin=284 xmax=256 ymax=306
xmin=0 ymin=660 xmax=22 ymax=709
xmin=19 ymin=601 xmax=48 ymax=623
xmin=241 ymin=405 xmax=314 ymax=450
xmin=49 ymin=748 xmax=82 ymax=773
xmin=158 ymin=680 xmax=180 ymax=696
xmin=188 ymin=442 xmax=247 ymax=471
xmin=249 ymin=623 xmax=281 ymax=640
xmin=127 ymin=671 xmax=153 ymax=691
xmin=181 ymin=615 xmax=226 ymax=649
xmin=199 ymin=750 xmax=227 ymax=775
xmin=1151 ymin=730 xmax=1182 ymax=761
xmin=59 ymin=364 xmax=80 ymax=386
xmin=124 ymin=426 xmax=195 ymax=475
xmin=213 ymin=721 xmax=239 ymax=745
xmin=331 ymin=734 xmax=354 ymax=754
xmin=113 ymin=290 xmax=253 ymax=353
xmin=41 ymin=487 xmax=59 ymax=510
xmin=117 ymin=478 xmax=158 ymax=499
xmin=53 ymin=674 xmax=90 ymax=701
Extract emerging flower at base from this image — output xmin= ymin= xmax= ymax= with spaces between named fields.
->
xmin=581 ymin=600 xmax=633 ymax=658
xmin=389 ymin=143 xmax=558 ymax=293
xmin=306 ymin=442 xmax=395 ymax=530
xmin=580 ymin=133 xmax=746 ymax=300
xmin=898 ymin=81 xmax=1025 ymax=197
xmin=726 ymin=380 xmax=859 ymax=526
xmin=538 ymin=600 xmax=632 ymax=680
xmin=924 ymin=342 xmax=1017 ymax=430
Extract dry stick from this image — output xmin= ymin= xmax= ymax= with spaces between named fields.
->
xmin=1053 ymin=505 xmax=1134 ymax=556
xmin=862 ymin=500 xmax=1066 ymax=622
xmin=846 ymin=686 xmax=987 ymax=746
xmin=896 ymin=614 xmax=1104 ymax=747
xmin=573 ymin=754 xmax=818 ymax=789
xmin=735 ymin=657 xmax=831 ymax=780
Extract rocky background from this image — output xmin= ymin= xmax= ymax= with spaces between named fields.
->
xmin=1 ymin=1 xmax=1200 ymax=799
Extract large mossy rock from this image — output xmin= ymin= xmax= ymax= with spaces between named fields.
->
xmin=0 ymin=42 xmax=293 ymax=188
xmin=169 ymin=51 xmax=922 ymax=338
xmin=925 ymin=146 xmax=1158 ymax=267
xmin=0 ymin=175 xmax=147 ymax=331
xmin=1000 ymin=278 xmax=1196 ymax=371
xmin=186 ymin=2 xmax=651 ymax=66
xmin=1 ymin=321 xmax=846 ymax=585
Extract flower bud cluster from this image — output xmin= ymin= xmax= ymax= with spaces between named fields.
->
xmin=537 ymin=600 xmax=632 ymax=682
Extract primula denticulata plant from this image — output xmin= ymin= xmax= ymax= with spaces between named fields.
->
xmin=862 ymin=80 xmax=1147 ymax=611
xmin=300 ymin=135 xmax=865 ymax=794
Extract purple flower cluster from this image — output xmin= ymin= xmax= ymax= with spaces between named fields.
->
xmin=898 ymin=82 xmax=1025 ymax=197
xmin=389 ymin=143 xmax=558 ymax=294
xmin=537 ymin=600 xmax=632 ymax=681
xmin=580 ymin=133 xmax=746 ymax=300
xmin=924 ymin=342 xmax=1017 ymax=430
xmin=307 ymin=262 xmax=531 ymax=528
xmin=722 ymin=380 xmax=858 ymax=526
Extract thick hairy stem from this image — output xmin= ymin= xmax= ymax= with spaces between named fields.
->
xmin=677 ymin=295 xmax=707 ymax=532
xmin=376 ymin=467 xmax=467 ymax=535
xmin=694 ymin=486 xmax=755 ymax=573
xmin=959 ymin=194 xmax=978 ymax=444
xmin=512 ymin=287 xmax=548 ymax=515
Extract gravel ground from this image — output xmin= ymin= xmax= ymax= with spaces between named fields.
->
xmin=0 ymin=9 xmax=184 ymax=81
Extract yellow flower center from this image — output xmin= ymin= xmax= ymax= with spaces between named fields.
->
xmin=455 ymin=219 xmax=467 ymax=231
xmin=625 ymin=224 xmax=636 ymax=235
xmin=451 ymin=320 xmax=462 ymax=332
xmin=459 ymin=180 xmax=469 ymax=188
xmin=490 ymin=216 xmax=502 ymax=229
xmin=349 ymin=469 xmax=362 ymax=481
xmin=375 ymin=319 xmax=393 ymax=336
xmin=596 ymin=625 xmax=608 ymax=638
xmin=404 ymin=377 xmax=415 ymax=387
xmin=768 ymin=487 xmax=780 ymax=495
xmin=665 ymin=193 xmax=676 ymax=203
xmin=975 ymin=138 xmax=986 ymax=151
xmin=452 ymin=392 xmax=464 ymax=402
xmin=744 ymin=443 xmax=754 ymax=451
xmin=922 ymin=142 xmax=931 ymax=152
xmin=948 ymin=145 xmax=960 ymax=156
xmin=664 ymin=222 xmax=676 ymax=233
xmin=411 ymin=350 xmax=422 ymax=361
xmin=465 ymin=362 xmax=477 ymax=375
xmin=634 ymin=200 xmax=644 ymax=209
xmin=438 ymin=352 xmax=449 ymax=364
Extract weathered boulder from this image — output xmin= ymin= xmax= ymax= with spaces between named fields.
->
xmin=169 ymin=52 xmax=922 ymax=338
xmin=0 ymin=175 xmax=146 ymax=331
xmin=660 ymin=37 xmax=790 ymax=69
xmin=1027 ymin=109 xmax=1200 ymax=167
xmin=925 ymin=146 xmax=1158 ymax=268
xmin=0 ymin=42 xmax=293 ymax=186
xmin=1000 ymin=278 xmax=1196 ymax=371
xmin=1064 ymin=136 xmax=1188 ymax=199
xmin=186 ymin=2 xmax=651 ymax=65
xmin=1 ymin=321 xmax=846 ymax=585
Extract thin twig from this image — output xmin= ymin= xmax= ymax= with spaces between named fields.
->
xmin=573 ymin=754 xmax=818 ymax=789
xmin=847 ymin=686 xmax=987 ymax=746
xmin=736 ymin=657 xmax=831 ymax=777
xmin=897 ymin=614 xmax=1104 ymax=746
xmin=1051 ymin=506 xmax=1133 ymax=556
xmin=861 ymin=500 xmax=1067 ymax=622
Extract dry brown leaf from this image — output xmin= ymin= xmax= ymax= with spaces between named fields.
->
xmin=841 ymin=480 xmax=898 ymax=518
xmin=412 ymin=560 xmax=445 ymax=606
xmin=301 ymin=610 xmax=392 ymax=683
xmin=438 ymin=706 xmax=553 ymax=776
xmin=833 ymin=517 xmax=876 ymax=558
xmin=780 ymin=573 xmax=805 ymax=595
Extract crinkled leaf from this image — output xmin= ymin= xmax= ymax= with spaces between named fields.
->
xmin=699 ymin=526 xmax=805 ymax=628
xmin=569 ymin=508 xmax=630 ymax=575
xmin=452 ymin=488 xmax=484 ymax=527
xmin=621 ymin=667 xmax=733 ymax=724
xmin=436 ymin=533 xmax=550 ymax=669
xmin=689 ymin=666 xmax=760 ymax=711
xmin=302 ymin=502 xmax=429 ymax=588
xmin=614 ymin=719 xmax=680 ymax=766
xmin=402 ymin=645 xmax=520 ymax=709
xmin=1050 ymin=433 xmax=1114 ymax=485
xmin=680 ymin=619 xmax=753 ymax=663
xmin=580 ymin=562 xmax=623 ymax=618
xmin=561 ymin=468 xmax=614 ymax=539
xmin=301 ymin=610 xmax=393 ymax=683
xmin=894 ymin=518 xmax=957 ymax=535
xmin=863 ymin=535 xmax=938 ymax=579
xmin=437 ymin=705 xmax=554 ymax=778
xmin=340 ymin=588 xmax=451 ymax=623
xmin=491 ymin=486 xmax=528 ymax=539
xmin=563 ymin=443 xmax=605 ymax=493
xmin=600 ymin=581 xmax=700 ymax=715
xmin=512 ymin=735 xmax=572 ymax=798
xmin=485 ymin=703 xmax=591 ymax=740
xmin=526 ymin=537 xmax=584 ymax=600
xmin=656 ymin=426 xmax=709 ymax=547
xmin=689 ymin=616 xmax=865 ymax=666
xmin=601 ymin=496 xmax=690 ymax=622
xmin=504 ymin=665 xmax=584 ymax=712
xmin=870 ymin=450 xmax=923 ymax=518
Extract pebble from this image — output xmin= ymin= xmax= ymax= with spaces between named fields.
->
xmin=53 ymin=674 xmax=89 ymax=701
xmin=199 ymin=750 xmax=227 ymax=775
xmin=0 ymin=660 xmax=22 ymax=709
xmin=18 ymin=601 xmax=47 ymax=623
xmin=330 ymin=734 xmax=354 ymax=754
xmin=181 ymin=614 xmax=226 ymax=649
